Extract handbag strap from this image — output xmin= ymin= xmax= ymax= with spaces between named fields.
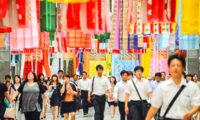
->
xmin=131 ymin=79 xmax=143 ymax=102
xmin=91 ymin=76 xmax=95 ymax=93
xmin=162 ymin=85 xmax=186 ymax=118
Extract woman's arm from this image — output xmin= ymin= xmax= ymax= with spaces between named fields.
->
xmin=12 ymin=91 xmax=20 ymax=102
xmin=4 ymin=91 xmax=12 ymax=103
xmin=60 ymin=82 xmax=65 ymax=94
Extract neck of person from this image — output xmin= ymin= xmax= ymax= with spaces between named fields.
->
xmin=28 ymin=79 xmax=34 ymax=84
xmin=83 ymin=78 xmax=87 ymax=80
xmin=15 ymin=83 xmax=20 ymax=85
xmin=136 ymin=76 xmax=142 ymax=81
xmin=97 ymin=74 xmax=102 ymax=77
xmin=53 ymin=81 xmax=57 ymax=84
xmin=122 ymin=79 xmax=127 ymax=82
xmin=172 ymin=75 xmax=182 ymax=86
xmin=111 ymin=82 xmax=115 ymax=86
xmin=41 ymin=79 xmax=44 ymax=82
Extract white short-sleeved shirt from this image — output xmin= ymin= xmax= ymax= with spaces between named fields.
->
xmin=151 ymin=78 xmax=200 ymax=119
xmin=78 ymin=78 xmax=90 ymax=91
xmin=125 ymin=78 xmax=152 ymax=101
xmin=113 ymin=80 xmax=129 ymax=102
xmin=88 ymin=75 xmax=111 ymax=96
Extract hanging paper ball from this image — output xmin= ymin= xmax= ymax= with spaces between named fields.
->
xmin=175 ymin=49 xmax=187 ymax=59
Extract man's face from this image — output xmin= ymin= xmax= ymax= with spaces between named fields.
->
xmin=135 ymin=70 xmax=143 ymax=79
xmin=74 ymin=75 xmax=78 ymax=81
xmin=58 ymin=72 xmax=63 ymax=78
xmin=97 ymin=69 xmax=103 ymax=76
xmin=155 ymin=76 xmax=161 ymax=82
xmin=128 ymin=75 xmax=133 ymax=80
xmin=82 ymin=73 xmax=87 ymax=79
xmin=169 ymin=59 xmax=184 ymax=78
xmin=121 ymin=73 xmax=128 ymax=81
xmin=161 ymin=73 xmax=166 ymax=80
xmin=186 ymin=76 xmax=192 ymax=81
xmin=5 ymin=78 xmax=10 ymax=82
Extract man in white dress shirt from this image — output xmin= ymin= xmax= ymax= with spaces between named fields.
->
xmin=113 ymin=70 xmax=129 ymax=120
xmin=146 ymin=54 xmax=200 ymax=120
xmin=77 ymin=71 xmax=90 ymax=116
xmin=88 ymin=65 xmax=112 ymax=120
xmin=125 ymin=66 xmax=152 ymax=120
xmin=58 ymin=70 xmax=64 ymax=85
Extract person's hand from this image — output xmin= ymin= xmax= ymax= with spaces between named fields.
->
xmin=114 ymin=99 xmax=118 ymax=103
xmin=47 ymin=98 xmax=50 ymax=105
xmin=183 ymin=112 xmax=192 ymax=120
xmin=109 ymin=93 xmax=113 ymax=99
xmin=125 ymin=106 xmax=129 ymax=115
xmin=11 ymin=96 xmax=16 ymax=102
xmin=88 ymin=96 xmax=91 ymax=103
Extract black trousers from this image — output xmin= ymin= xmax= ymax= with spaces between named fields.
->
xmin=24 ymin=110 xmax=40 ymax=120
xmin=127 ymin=100 xmax=147 ymax=120
xmin=92 ymin=95 xmax=106 ymax=120
xmin=118 ymin=101 xmax=126 ymax=120
xmin=0 ymin=102 xmax=6 ymax=120
xmin=81 ymin=90 xmax=89 ymax=114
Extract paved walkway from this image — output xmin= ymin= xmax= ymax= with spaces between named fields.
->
xmin=45 ymin=104 xmax=121 ymax=120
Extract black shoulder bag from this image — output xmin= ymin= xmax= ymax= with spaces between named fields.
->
xmin=131 ymin=79 xmax=151 ymax=119
xmin=158 ymin=85 xmax=186 ymax=120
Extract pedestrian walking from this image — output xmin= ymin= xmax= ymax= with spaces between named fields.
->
xmin=49 ymin=74 xmax=62 ymax=120
xmin=38 ymin=73 xmax=48 ymax=119
xmin=127 ymin=71 xmax=133 ymax=80
xmin=10 ymin=75 xmax=24 ymax=120
xmin=151 ymin=72 xmax=162 ymax=93
xmin=12 ymin=72 xmax=50 ymax=120
xmin=0 ymin=82 xmax=12 ymax=120
xmin=77 ymin=71 xmax=90 ymax=116
xmin=113 ymin=70 xmax=129 ymax=120
xmin=146 ymin=54 xmax=200 ymax=120
xmin=58 ymin=70 xmax=64 ymax=85
xmin=107 ymin=76 xmax=117 ymax=118
xmin=125 ymin=66 xmax=152 ymax=120
xmin=88 ymin=65 xmax=112 ymax=120
xmin=60 ymin=74 xmax=77 ymax=120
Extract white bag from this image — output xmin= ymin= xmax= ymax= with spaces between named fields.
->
xmin=4 ymin=108 xmax=16 ymax=119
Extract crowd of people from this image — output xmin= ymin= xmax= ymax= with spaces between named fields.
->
xmin=0 ymin=54 xmax=200 ymax=120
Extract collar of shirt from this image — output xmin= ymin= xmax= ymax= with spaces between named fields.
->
xmin=168 ymin=77 xmax=187 ymax=87
xmin=95 ymin=75 xmax=103 ymax=79
xmin=133 ymin=77 xmax=144 ymax=82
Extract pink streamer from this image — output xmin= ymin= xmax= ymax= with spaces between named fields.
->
xmin=114 ymin=0 xmax=120 ymax=49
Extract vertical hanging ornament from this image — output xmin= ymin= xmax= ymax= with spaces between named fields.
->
xmin=136 ymin=0 xmax=142 ymax=34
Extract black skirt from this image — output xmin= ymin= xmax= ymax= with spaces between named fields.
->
xmin=61 ymin=102 xmax=76 ymax=114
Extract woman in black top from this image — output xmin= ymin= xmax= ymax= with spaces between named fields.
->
xmin=38 ymin=73 xmax=48 ymax=119
xmin=0 ymin=82 xmax=12 ymax=119
xmin=49 ymin=74 xmax=62 ymax=120
xmin=12 ymin=72 xmax=50 ymax=120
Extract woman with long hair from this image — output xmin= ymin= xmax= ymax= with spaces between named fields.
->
xmin=38 ymin=73 xmax=48 ymax=119
xmin=49 ymin=74 xmax=62 ymax=120
xmin=12 ymin=72 xmax=50 ymax=120
xmin=107 ymin=76 xmax=117 ymax=118
xmin=60 ymin=74 xmax=77 ymax=120
xmin=10 ymin=75 xmax=24 ymax=120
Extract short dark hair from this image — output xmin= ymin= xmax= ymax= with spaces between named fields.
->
xmin=58 ymin=70 xmax=64 ymax=74
xmin=73 ymin=74 xmax=79 ymax=78
xmin=134 ymin=66 xmax=144 ymax=72
xmin=186 ymin=74 xmax=193 ymax=77
xmin=13 ymin=75 xmax=21 ymax=84
xmin=120 ymin=70 xmax=129 ymax=76
xmin=168 ymin=54 xmax=186 ymax=68
xmin=127 ymin=71 xmax=133 ymax=76
xmin=25 ymin=72 xmax=38 ymax=82
xmin=155 ymin=73 xmax=162 ymax=77
xmin=82 ymin=71 xmax=87 ymax=75
xmin=96 ymin=65 xmax=104 ymax=71
xmin=5 ymin=74 xmax=11 ymax=80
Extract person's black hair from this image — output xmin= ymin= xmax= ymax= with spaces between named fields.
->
xmin=155 ymin=72 xmax=162 ymax=77
xmin=13 ymin=75 xmax=21 ymax=84
xmin=186 ymin=74 xmax=193 ymax=81
xmin=134 ymin=66 xmax=144 ymax=72
xmin=182 ymin=72 xmax=186 ymax=79
xmin=120 ymin=70 xmax=129 ymax=76
xmin=192 ymin=73 xmax=198 ymax=78
xmin=5 ymin=74 xmax=11 ymax=80
xmin=168 ymin=54 xmax=186 ymax=68
xmin=58 ymin=70 xmax=64 ymax=74
xmin=25 ymin=72 xmax=38 ymax=82
xmin=82 ymin=71 xmax=87 ymax=75
xmin=111 ymin=76 xmax=117 ymax=85
xmin=96 ymin=64 xmax=104 ymax=71
xmin=38 ymin=73 xmax=45 ymax=83
xmin=73 ymin=74 xmax=79 ymax=78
